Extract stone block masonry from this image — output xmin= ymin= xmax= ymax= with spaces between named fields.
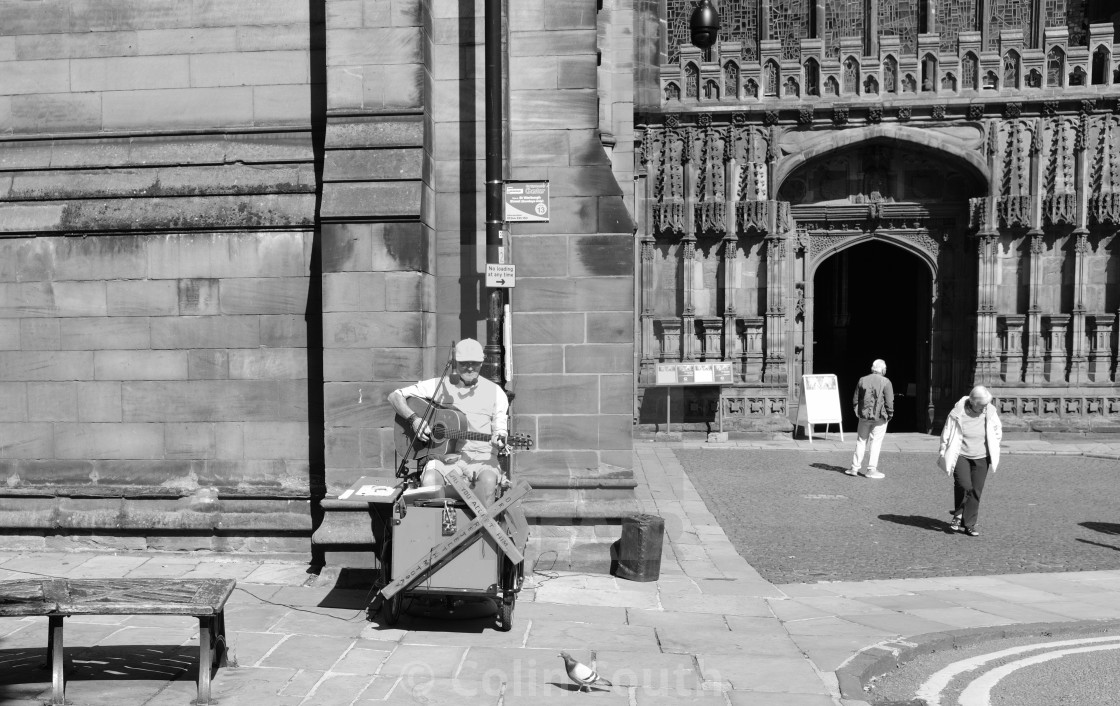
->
xmin=0 ymin=232 xmax=315 ymax=552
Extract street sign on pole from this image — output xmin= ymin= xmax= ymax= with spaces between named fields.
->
xmin=503 ymin=181 xmax=550 ymax=222
xmin=485 ymin=263 xmax=516 ymax=288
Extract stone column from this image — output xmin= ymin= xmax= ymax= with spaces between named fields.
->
xmin=764 ymin=221 xmax=789 ymax=384
xmin=682 ymin=128 xmax=696 ymax=361
xmin=640 ymin=238 xmax=656 ymax=372
xmin=1024 ymin=233 xmax=1044 ymax=382
xmin=1044 ymin=314 xmax=1070 ymax=382
xmin=722 ymin=128 xmax=738 ymax=366
xmin=1000 ymin=315 xmax=1025 ymax=383
xmin=974 ymin=232 xmax=1001 ymax=383
xmin=1088 ymin=313 xmax=1115 ymax=382
xmin=1069 ymin=232 xmax=1090 ymax=383
xmin=1025 ymin=119 xmax=1045 ymax=383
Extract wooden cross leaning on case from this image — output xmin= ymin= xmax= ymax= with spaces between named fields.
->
xmin=395 ymin=397 xmax=534 ymax=459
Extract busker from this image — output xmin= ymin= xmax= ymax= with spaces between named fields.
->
xmin=938 ymin=385 xmax=1002 ymax=537
xmin=388 ymin=338 xmax=509 ymax=505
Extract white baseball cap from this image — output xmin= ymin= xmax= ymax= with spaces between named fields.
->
xmin=454 ymin=338 xmax=485 ymax=362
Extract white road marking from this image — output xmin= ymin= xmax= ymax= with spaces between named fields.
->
xmin=915 ymin=635 xmax=1120 ymax=706
xmin=958 ymin=642 xmax=1120 ymax=706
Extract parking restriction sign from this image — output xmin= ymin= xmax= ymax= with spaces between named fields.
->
xmin=485 ymin=263 xmax=516 ymax=288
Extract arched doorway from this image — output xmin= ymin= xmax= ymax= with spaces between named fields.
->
xmin=812 ymin=241 xmax=933 ymax=432
xmin=778 ymin=138 xmax=987 ymax=432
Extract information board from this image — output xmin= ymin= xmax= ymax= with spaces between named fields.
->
xmin=503 ymin=181 xmax=550 ymax=222
xmin=790 ymin=374 xmax=844 ymax=442
xmin=654 ymin=362 xmax=734 ymax=385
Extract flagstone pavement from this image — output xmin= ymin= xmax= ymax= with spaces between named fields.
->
xmin=0 ymin=434 xmax=1118 ymax=705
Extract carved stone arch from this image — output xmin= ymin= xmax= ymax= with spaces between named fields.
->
xmin=961 ymin=52 xmax=979 ymax=90
xmin=882 ymin=55 xmax=898 ymax=93
xmin=1003 ymin=49 xmax=1021 ymax=89
xmin=921 ymin=53 xmax=937 ymax=91
xmin=772 ymin=125 xmax=991 ymax=190
xmin=1047 ymin=46 xmax=1065 ymax=87
xmin=1092 ymin=45 xmax=1111 ymax=85
xmin=807 ymin=232 xmax=937 ymax=281
xmin=843 ymin=56 xmax=860 ymax=94
xmin=804 ymin=57 xmax=820 ymax=96
xmin=685 ymin=62 xmax=699 ymax=99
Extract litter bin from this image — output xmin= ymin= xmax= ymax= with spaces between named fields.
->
xmin=614 ymin=513 xmax=664 ymax=582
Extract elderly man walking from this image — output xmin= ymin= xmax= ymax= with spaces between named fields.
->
xmin=846 ymin=359 xmax=894 ymax=479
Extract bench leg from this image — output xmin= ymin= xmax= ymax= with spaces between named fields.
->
xmin=48 ymin=615 xmax=65 ymax=705
xmin=213 ymin=610 xmax=230 ymax=669
xmin=194 ymin=616 xmax=214 ymax=706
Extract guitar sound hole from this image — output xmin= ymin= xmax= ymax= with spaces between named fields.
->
xmin=431 ymin=424 xmax=447 ymax=440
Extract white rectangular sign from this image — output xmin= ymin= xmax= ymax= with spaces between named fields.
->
xmin=504 ymin=181 xmax=550 ymax=222
xmin=485 ymin=263 xmax=516 ymax=288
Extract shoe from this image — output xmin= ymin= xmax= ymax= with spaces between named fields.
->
xmin=863 ymin=470 xmax=885 ymax=479
xmin=964 ymin=527 xmax=979 ymax=537
xmin=949 ymin=515 xmax=962 ymax=532
xmin=844 ymin=468 xmax=859 ymax=476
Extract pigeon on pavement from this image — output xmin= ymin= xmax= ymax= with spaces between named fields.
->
xmin=558 ymin=651 xmax=612 ymax=692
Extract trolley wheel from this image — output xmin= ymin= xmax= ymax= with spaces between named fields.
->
xmin=496 ymin=595 xmax=515 ymax=632
xmin=383 ymin=593 xmax=403 ymax=626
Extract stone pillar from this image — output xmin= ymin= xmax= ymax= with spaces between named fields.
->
xmin=682 ymin=129 xmax=696 ymax=361
xmin=1000 ymin=315 xmax=1025 ymax=383
xmin=722 ymin=236 xmax=737 ymax=363
xmin=974 ymin=232 xmax=1001 ymax=383
xmin=722 ymin=130 xmax=738 ymax=366
xmin=1044 ymin=314 xmax=1070 ymax=382
xmin=764 ymin=222 xmax=789 ymax=384
xmin=1069 ymin=232 xmax=1090 ymax=383
xmin=1088 ymin=313 xmax=1115 ymax=382
xmin=640 ymin=238 xmax=656 ymax=374
xmin=682 ymin=238 xmax=697 ymax=360
xmin=739 ymin=317 xmax=765 ymax=382
xmin=1024 ymin=232 xmax=1044 ymax=383
xmin=1069 ymin=112 xmax=1091 ymax=383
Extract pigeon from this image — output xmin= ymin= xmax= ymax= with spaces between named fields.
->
xmin=558 ymin=651 xmax=612 ymax=692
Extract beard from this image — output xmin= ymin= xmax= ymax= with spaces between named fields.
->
xmin=459 ymin=370 xmax=480 ymax=387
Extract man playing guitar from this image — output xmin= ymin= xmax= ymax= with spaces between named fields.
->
xmin=387 ymin=338 xmax=509 ymax=504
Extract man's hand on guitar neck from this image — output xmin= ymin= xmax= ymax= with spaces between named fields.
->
xmin=491 ymin=431 xmax=507 ymax=451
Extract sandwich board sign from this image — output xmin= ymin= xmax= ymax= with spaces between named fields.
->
xmin=790 ymin=374 xmax=844 ymax=442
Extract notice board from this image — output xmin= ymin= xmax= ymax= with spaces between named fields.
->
xmin=654 ymin=362 xmax=734 ymax=385
xmin=790 ymin=374 xmax=844 ymax=441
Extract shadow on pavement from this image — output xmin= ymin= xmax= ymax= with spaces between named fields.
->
xmin=1076 ymin=538 xmax=1120 ymax=552
xmin=878 ymin=514 xmax=955 ymax=533
xmin=810 ymin=462 xmax=851 ymax=474
xmin=1081 ymin=521 xmax=1120 ymax=536
xmin=0 ymin=644 xmax=195 ymax=697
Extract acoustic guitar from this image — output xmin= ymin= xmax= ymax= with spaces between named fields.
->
xmin=396 ymin=397 xmax=534 ymax=459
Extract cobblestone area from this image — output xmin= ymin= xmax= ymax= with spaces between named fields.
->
xmin=676 ymin=449 xmax=1120 ymax=584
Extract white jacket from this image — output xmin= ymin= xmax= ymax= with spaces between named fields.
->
xmin=937 ymin=396 xmax=1002 ymax=476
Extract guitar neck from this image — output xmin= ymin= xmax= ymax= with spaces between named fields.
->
xmin=444 ymin=431 xmax=492 ymax=442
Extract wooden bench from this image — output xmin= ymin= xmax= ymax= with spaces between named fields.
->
xmin=0 ymin=578 xmax=235 ymax=705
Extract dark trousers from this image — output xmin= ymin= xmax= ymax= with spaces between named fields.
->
xmin=953 ymin=456 xmax=990 ymax=529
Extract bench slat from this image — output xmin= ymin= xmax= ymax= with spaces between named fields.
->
xmin=0 ymin=578 xmax=235 ymax=616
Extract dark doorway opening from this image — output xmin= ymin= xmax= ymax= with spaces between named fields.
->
xmin=812 ymin=240 xmax=932 ymax=432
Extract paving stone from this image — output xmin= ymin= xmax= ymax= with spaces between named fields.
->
xmin=696 ymin=653 xmax=830 ymax=693
xmin=378 ymin=644 xmax=467 ymax=679
xmin=524 ymin=620 xmax=658 ymax=651
xmin=258 ymin=635 xmax=355 ymax=671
